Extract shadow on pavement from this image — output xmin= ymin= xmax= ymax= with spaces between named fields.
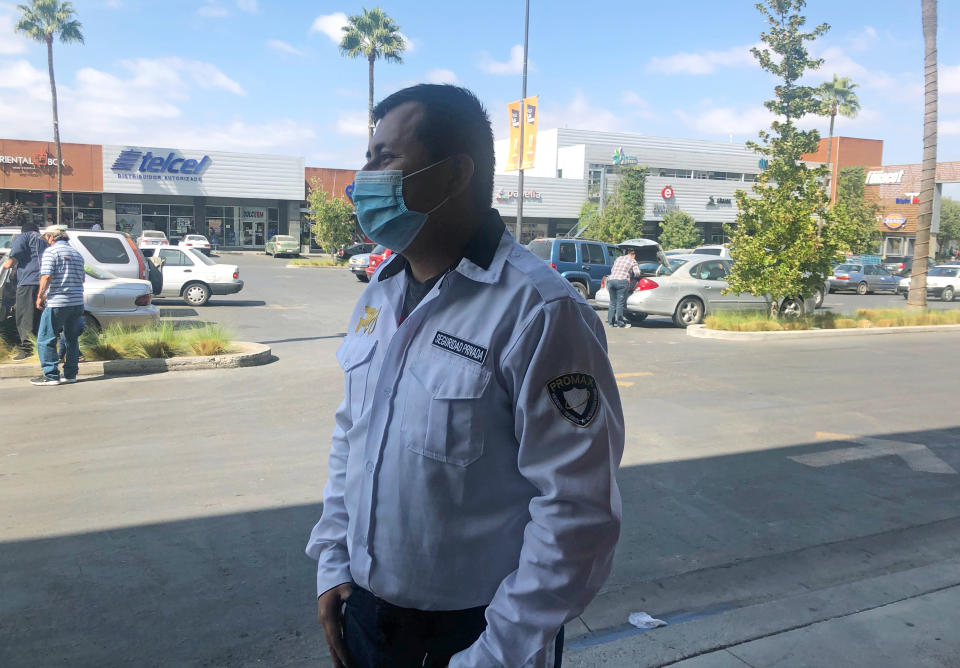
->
xmin=259 ymin=334 xmax=347 ymax=345
xmin=3 ymin=427 xmax=960 ymax=667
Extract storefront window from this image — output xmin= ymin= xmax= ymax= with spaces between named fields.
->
xmin=12 ymin=191 xmax=103 ymax=229
xmin=117 ymin=203 xmax=142 ymax=237
xmin=267 ymin=207 xmax=280 ymax=240
xmin=169 ymin=205 xmax=194 ymax=244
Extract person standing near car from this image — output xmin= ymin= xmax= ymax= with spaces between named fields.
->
xmin=1 ymin=221 xmax=49 ymax=360
xmin=606 ymin=248 xmax=641 ymax=328
xmin=306 ymin=84 xmax=624 ymax=668
xmin=31 ymin=227 xmax=85 ymax=386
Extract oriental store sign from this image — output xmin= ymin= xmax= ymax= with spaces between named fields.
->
xmin=0 ymin=149 xmax=64 ymax=170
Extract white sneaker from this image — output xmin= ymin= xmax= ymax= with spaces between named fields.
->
xmin=60 ymin=378 xmax=78 ymax=384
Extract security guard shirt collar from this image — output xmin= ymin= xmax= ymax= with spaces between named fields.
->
xmin=378 ymin=209 xmax=507 ymax=283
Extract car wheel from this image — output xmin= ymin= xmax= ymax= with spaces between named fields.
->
xmin=856 ymin=281 xmax=868 ymax=295
xmin=902 ymin=291 xmax=909 ymax=299
xmin=357 ymin=274 xmax=369 ymax=283
xmin=780 ymin=297 xmax=804 ymax=318
xmin=814 ymin=288 xmax=824 ymax=309
xmin=673 ymin=297 xmax=704 ymax=328
xmin=82 ymin=312 xmax=100 ymax=332
xmin=571 ymin=281 xmax=589 ymax=300
xmin=182 ymin=282 xmax=211 ymax=306
xmin=943 ymin=286 xmax=955 ymax=302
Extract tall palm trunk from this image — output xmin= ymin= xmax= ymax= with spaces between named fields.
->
xmin=825 ymin=112 xmax=836 ymax=201
xmin=367 ymin=54 xmax=375 ymax=139
xmin=46 ymin=36 xmax=62 ymax=227
xmin=909 ymin=0 xmax=938 ymax=310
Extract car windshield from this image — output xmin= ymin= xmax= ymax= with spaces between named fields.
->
xmin=527 ymin=239 xmax=552 ymax=260
xmin=188 ymin=248 xmax=216 ymax=265
xmin=835 ymin=264 xmax=862 ymax=273
xmin=371 ymin=244 xmax=387 ymax=255
xmin=929 ymin=266 xmax=959 ymax=277
xmin=84 ymin=264 xmax=117 ymax=280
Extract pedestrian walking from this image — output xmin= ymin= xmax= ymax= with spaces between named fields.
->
xmin=306 ymin=84 xmax=624 ymax=668
xmin=1 ymin=221 xmax=49 ymax=359
xmin=32 ymin=227 xmax=85 ymax=386
xmin=606 ymin=248 xmax=641 ymax=328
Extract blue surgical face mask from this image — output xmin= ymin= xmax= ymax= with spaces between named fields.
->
xmin=351 ymin=159 xmax=451 ymax=253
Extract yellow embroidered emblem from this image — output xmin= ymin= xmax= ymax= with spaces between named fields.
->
xmin=355 ymin=306 xmax=381 ymax=334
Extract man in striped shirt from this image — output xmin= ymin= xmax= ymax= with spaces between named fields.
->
xmin=32 ymin=227 xmax=85 ymax=386
xmin=606 ymin=248 xmax=641 ymax=328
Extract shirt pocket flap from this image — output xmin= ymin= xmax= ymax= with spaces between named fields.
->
xmin=336 ymin=337 xmax=377 ymax=372
xmin=410 ymin=358 xmax=491 ymax=399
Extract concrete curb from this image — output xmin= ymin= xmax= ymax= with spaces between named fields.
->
xmin=285 ymin=263 xmax=342 ymax=269
xmin=0 ymin=341 xmax=272 ymax=380
xmin=687 ymin=323 xmax=960 ymax=341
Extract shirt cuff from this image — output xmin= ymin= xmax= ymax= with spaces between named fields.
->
xmin=315 ymin=553 xmax=353 ymax=598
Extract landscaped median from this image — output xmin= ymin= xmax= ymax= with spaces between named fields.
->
xmin=0 ymin=323 xmax=271 ymax=379
xmin=688 ymin=309 xmax=960 ymax=341
xmin=286 ymin=258 xmax=344 ymax=268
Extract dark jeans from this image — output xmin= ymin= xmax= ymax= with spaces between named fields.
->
xmin=606 ymin=279 xmax=629 ymax=324
xmin=343 ymin=585 xmax=563 ymax=667
xmin=37 ymin=304 xmax=83 ymax=381
xmin=15 ymin=283 xmax=41 ymax=351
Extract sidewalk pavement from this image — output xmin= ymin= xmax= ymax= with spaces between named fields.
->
xmin=563 ymin=561 xmax=960 ymax=667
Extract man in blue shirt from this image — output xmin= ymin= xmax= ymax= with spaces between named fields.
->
xmin=32 ymin=227 xmax=85 ymax=386
xmin=1 ymin=221 xmax=48 ymax=360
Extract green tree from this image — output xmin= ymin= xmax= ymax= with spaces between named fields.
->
xmin=830 ymin=166 xmax=880 ymax=254
xmin=658 ymin=209 xmax=702 ymax=250
xmin=726 ymin=0 xmax=837 ymax=316
xmin=15 ymin=0 xmax=84 ymax=227
xmin=936 ymin=198 xmax=960 ymax=256
xmin=816 ymin=74 xmax=860 ymax=192
xmin=909 ymin=0 xmax=938 ymax=310
xmin=0 ymin=202 xmax=30 ymax=227
xmin=339 ymin=7 xmax=406 ymax=139
xmin=587 ymin=167 xmax=647 ymax=242
xmin=307 ymin=184 xmax=356 ymax=258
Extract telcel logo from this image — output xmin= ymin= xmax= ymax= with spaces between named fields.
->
xmin=111 ymin=149 xmax=211 ymax=175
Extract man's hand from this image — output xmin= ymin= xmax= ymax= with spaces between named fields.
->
xmin=317 ymin=582 xmax=353 ymax=668
xmin=35 ymin=294 xmax=45 ymax=310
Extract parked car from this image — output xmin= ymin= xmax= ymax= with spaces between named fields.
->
xmin=144 ymin=246 xmax=242 ymax=306
xmin=664 ymin=248 xmax=694 ymax=256
xmin=594 ymin=256 xmax=814 ymax=327
xmin=827 ymin=263 xmax=900 ymax=295
xmin=0 ymin=226 xmax=18 ymax=255
xmin=898 ymin=265 xmax=960 ymax=301
xmin=366 ymin=245 xmax=394 ymax=280
xmin=337 ymin=242 xmax=375 ymax=261
xmin=691 ymin=245 xmax=732 ymax=258
xmin=528 ymin=237 xmax=664 ymax=299
xmin=178 ymin=234 xmax=212 ymax=255
xmin=349 ymin=253 xmax=372 ymax=282
xmin=137 ymin=230 xmax=169 ymax=248
xmin=265 ymin=234 xmax=301 ymax=258
xmin=81 ymin=265 xmax=159 ymax=330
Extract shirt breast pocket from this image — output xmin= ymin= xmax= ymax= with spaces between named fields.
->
xmin=405 ymin=358 xmax=491 ymax=467
xmin=336 ymin=338 xmax=378 ymax=418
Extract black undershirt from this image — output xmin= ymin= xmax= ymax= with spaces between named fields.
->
xmin=401 ymin=264 xmax=445 ymax=320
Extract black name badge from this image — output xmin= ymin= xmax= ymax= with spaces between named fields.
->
xmin=432 ymin=331 xmax=488 ymax=365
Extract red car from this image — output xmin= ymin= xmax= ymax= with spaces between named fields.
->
xmin=366 ymin=245 xmax=393 ymax=279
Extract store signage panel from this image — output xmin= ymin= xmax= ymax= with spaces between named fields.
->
xmin=865 ymin=170 xmax=904 ymax=185
xmin=883 ymin=213 xmax=907 ymax=230
xmin=102 ymin=145 xmax=305 ymax=200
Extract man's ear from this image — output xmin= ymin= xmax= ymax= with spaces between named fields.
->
xmin=445 ymin=154 xmax=475 ymax=200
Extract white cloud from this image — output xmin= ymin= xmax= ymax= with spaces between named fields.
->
xmin=646 ymin=44 xmax=757 ymax=75
xmin=399 ymin=32 xmax=415 ymax=53
xmin=426 ymin=68 xmax=458 ymax=84
xmin=848 ymin=26 xmax=879 ymax=53
xmin=621 ymin=91 xmax=649 ymax=107
xmin=197 ymin=3 xmax=229 ymax=18
xmin=941 ymin=119 xmax=960 ymax=136
xmin=676 ymin=104 xmax=774 ymax=137
xmin=311 ymin=12 xmax=348 ymax=43
xmin=236 ymin=0 xmax=257 ymax=12
xmin=336 ymin=110 xmax=370 ymax=137
xmin=540 ymin=91 xmax=624 ymax=132
xmin=0 ymin=9 xmax=30 ymax=55
xmin=479 ymin=45 xmax=526 ymax=75
xmin=0 ymin=59 xmax=47 ymax=89
xmin=105 ymin=0 xmax=123 ymax=8
xmin=266 ymin=39 xmax=304 ymax=57
xmin=942 ymin=65 xmax=960 ymax=95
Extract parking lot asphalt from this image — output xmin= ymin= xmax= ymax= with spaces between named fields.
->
xmin=3 ymin=253 xmax=960 ymax=667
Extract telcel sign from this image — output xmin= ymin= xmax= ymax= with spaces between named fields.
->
xmin=111 ymin=148 xmax=211 ymax=182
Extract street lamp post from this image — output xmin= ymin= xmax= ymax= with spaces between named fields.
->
xmin=515 ymin=0 xmax=530 ymax=243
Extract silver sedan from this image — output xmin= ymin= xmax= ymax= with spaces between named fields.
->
xmin=82 ymin=265 xmax=159 ymax=330
xmin=595 ymin=255 xmax=814 ymax=327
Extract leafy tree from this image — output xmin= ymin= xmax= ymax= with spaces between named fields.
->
xmin=830 ymin=166 xmax=880 ymax=254
xmin=15 ymin=0 xmax=84 ymax=227
xmin=816 ymin=74 xmax=860 ymax=191
xmin=909 ymin=0 xmax=938 ymax=310
xmin=936 ymin=197 xmax=960 ymax=256
xmin=307 ymin=184 xmax=356 ymax=258
xmin=725 ymin=0 xmax=838 ymax=316
xmin=587 ymin=167 xmax=647 ymax=242
xmin=0 ymin=202 xmax=30 ymax=227
xmin=658 ymin=209 xmax=702 ymax=250
xmin=339 ymin=7 xmax=406 ymax=139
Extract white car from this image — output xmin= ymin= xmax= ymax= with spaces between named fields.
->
xmin=178 ymin=234 xmax=212 ymax=255
xmin=151 ymin=246 xmax=243 ymax=306
xmin=82 ymin=265 xmax=159 ymax=330
xmin=898 ymin=264 xmax=960 ymax=302
xmin=691 ymin=245 xmax=733 ymax=258
xmin=137 ymin=230 xmax=169 ymax=248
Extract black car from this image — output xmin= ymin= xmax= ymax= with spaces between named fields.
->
xmin=337 ymin=242 xmax=375 ymax=261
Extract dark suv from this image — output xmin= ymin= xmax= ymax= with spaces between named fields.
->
xmin=527 ymin=238 xmax=623 ymax=298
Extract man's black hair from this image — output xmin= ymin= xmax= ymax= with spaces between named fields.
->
xmin=372 ymin=84 xmax=494 ymax=210
xmin=21 ymin=220 xmax=38 ymax=234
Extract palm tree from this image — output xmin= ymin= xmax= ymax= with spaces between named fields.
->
xmin=15 ymin=0 xmax=84 ymax=227
xmin=909 ymin=0 xmax=938 ymax=310
xmin=817 ymin=75 xmax=861 ymax=201
xmin=339 ymin=7 xmax=405 ymax=139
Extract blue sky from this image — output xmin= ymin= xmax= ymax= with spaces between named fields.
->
xmin=2 ymin=0 xmax=959 ymax=177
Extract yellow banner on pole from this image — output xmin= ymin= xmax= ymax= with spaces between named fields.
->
xmin=506 ymin=100 xmax=523 ymax=171
xmin=521 ymin=95 xmax=538 ymax=170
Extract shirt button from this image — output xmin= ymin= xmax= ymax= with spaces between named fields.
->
xmin=365 ymin=461 xmax=374 ymax=473
xmin=382 ymin=388 xmax=390 ymax=398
